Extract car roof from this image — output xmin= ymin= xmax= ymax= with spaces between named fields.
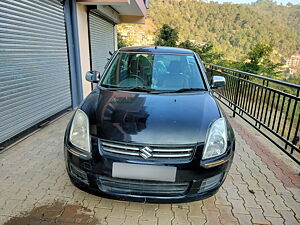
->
xmin=119 ymin=46 xmax=194 ymax=54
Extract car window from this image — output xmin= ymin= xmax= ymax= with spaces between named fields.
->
xmin=101 ymin=52 xmax=206 ymax=91
xmin=102 ymin=53 xmax=121 ymax=85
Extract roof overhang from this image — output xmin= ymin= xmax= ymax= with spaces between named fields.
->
xmin=77 ymin=0 xmax=147 ymax=24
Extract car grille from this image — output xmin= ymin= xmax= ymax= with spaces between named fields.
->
xmin=97 ymin=176 xmax=189 ymax=196
xmin=99 ymin=139 xmax=195 ymax=161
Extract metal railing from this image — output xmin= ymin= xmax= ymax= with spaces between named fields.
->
xmin=205 ymin=63 xmax=300 ymax=165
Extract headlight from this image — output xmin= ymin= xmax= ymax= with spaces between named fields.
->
xmin=69 ymin=109 xmax=91 ymax=152
xmin=202 ymin=118 xmax=227 ymax=160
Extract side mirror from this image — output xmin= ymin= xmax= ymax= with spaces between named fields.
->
xmin=211 ymin=76 xmax=225 ymax=89
xmin=86 ymin=71 xmax=100 ymax=83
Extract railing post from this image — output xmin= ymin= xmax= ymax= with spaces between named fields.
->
xmin=289 ymin=89 xmax=299 ymax=153
xmin=210 ymin=65 xmax=214 ymax=82
xmin=233 ymin=73 xmax=241 ymax=117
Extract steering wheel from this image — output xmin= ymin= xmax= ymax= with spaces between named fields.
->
xmin=126 ymin=75 xmax=145 ymax=84
xmin=119 ymin=75 xmax=146 ymax=87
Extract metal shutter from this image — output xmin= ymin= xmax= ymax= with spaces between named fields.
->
xmin=0 ymin=0 xmax=72 ymax=143
xmin=89 ymin=11 xmax=115 ymax=74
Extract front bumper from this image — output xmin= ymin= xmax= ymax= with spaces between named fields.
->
xmin=64 ymin=139 xmax=234 ymax=203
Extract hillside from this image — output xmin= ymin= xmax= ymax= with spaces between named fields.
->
xmin=117 ymin=0 xmax=300 ymax=62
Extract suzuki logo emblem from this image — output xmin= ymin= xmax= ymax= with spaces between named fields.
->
xmin=140 ymin=146 xmax=152 ymax=159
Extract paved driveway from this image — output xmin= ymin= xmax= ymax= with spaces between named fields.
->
xmin=0 ymin=108 xmax=299 ymax=225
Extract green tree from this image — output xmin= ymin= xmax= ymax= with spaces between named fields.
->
xmin=241 ymin=43 xmax=283 ymax=77
xmin=155 ymin=24 xmax=179 ymax=47
xmin=148 ymin=0 xmax=300 ymax=61
xmin=117 ymin=32 xmax=128 ymax=49
xmin=178 ymin=40 xmax=222 ymax=63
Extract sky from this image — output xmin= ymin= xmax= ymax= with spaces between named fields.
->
xmin=213 ymin=0 xmax=299 ymax=4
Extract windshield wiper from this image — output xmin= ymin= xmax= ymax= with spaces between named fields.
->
xmin=101 ymin=84 xmax=120 ymax=89
xmin=165 ymin=88 xmax=206 ymax=93
xmin=119 ymin=86 xmax=159 ymax=93
xmin=101 ymin=85 xmax=154 ymax=92
xmin=102 ymin=86 xmax=205 ymax=93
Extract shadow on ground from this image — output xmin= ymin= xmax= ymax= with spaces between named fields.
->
xmin=3 ymin=202 xmax=97 ymax=225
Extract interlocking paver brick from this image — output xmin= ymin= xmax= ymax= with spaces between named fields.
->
xmin=188 ymin=201 xmax=205 ymax=218
xmin=171 ymin=207 xmax=190 ymax=225
xmin=280 ymin=201 xmax=300 ymax=220
xmin=216 ymin=205 xmax=238 ymax=225
xmin=202 ymin=196 xmax=219 ymax=211
xmin=259 ymin=183 xmax=277 ymax=196
xmin=245 ymin=179 xmax=263 ymax=191
xmin=253 ymin=190 xmax=272 ymax=204
xmin=268 ymin=195 xmax=290 ymax=211
xmin=188 ymin=216 xmax=206 ymax=225
xmin=106 ymin=217 xmax=124 ymax=225
xmin=277 ymin=210 xmax=299 ymax=225
xmin=204 ymin=210 xmax=221 ymax=225
xmin=123 ymin=210 xmax=142 ymax=225
xmin=246 ymin=207 xmax=271 ymax=224
xmin=229 ymin=199 xmax=249 ymax=215
xmin=260 ymin=202 xmax=281 ymax=218
xmin=83 ymin=198 xmax=101 ymax=209
xmin=1 ymin=107 xmax=300 ymax=225
xmin=265 ymin=216 xmax=285 ymax=225
xmin=94 ymin=207 xmax=111 ymax=225
xmin=227 ymin=189 xmax=242 ymax=200
xmin=171 ymin=203 xmax=189 ymax=209
xmin=58 ymin=205 xmax=78 ymax=223
xmin=9 ymin=190 xmax=29 ymax=202
xmin=156 ymin=204 xmax=172 ymax=215
xmin=235 ymin=183 xmax=249 ymax=195
xmin=0 ymin=199 xmax=23 ymax=216
xmin=215 ymin=191 xmax=231 ymax=206
xmin=234 ymin=213 xmax=252 ymax=225
xmin=107 ymin=201 xmax=128 ymax=219
xmin=230 ymin=174 xmax=246 ymax=185
xmin=272 ymin=181 xmax=291 ymax=194
xmin=156 ymin=212 xmax=173 ymax=225
xmin=98 ymin=198 xmax=113 ymax=209
xmin=139 ymin=204 xmax=158 ymax=222
xmin=240 ymin=194 xmax=260 ymax=209
xmin=139 ymin=220 xmax=158 ymax=225
xmin=289 ymin=188 xmax=300 ymax=202
xmin=156 ymin=204 xmax=174 ymax=225
xmin=126 ymin=202 xmax=144 ymax=212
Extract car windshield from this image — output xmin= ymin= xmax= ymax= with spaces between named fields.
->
xmin=101 ymin=52 xmax=206 ymax=91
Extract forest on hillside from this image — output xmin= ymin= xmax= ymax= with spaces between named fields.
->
xmin=147 ymin=0 xmax=300 ymax=61
xmin=117 ymin=0 xmax=300 ymax=83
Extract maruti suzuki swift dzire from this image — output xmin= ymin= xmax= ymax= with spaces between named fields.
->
xmin=64 ymin=46 xmax=235 ymax=203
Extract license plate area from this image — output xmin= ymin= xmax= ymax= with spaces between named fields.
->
xmin=112 ymin=162 xmax=177 ymax=182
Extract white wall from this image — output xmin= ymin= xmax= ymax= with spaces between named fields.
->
xmin=76 ymin=4 xmax=92 ymax=98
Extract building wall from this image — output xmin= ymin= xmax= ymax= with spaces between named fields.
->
xmin=76 ymin=4 xmax=92 ymax=97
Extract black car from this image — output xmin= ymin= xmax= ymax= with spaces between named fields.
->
xmin=64 ymin=46 xmax=235 ymax=203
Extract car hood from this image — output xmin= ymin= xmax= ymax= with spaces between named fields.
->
xmin=82 ymin=89 xmax=221 ymax=145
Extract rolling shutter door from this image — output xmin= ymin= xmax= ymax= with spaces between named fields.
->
xmin=0 ymin=0 xmax=72 ymax=143
xmin=89 ymin=11 xmax=115 ymax=74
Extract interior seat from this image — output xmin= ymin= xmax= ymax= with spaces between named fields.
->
xmin=160 ymin=60 xmax=189 ymax=89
